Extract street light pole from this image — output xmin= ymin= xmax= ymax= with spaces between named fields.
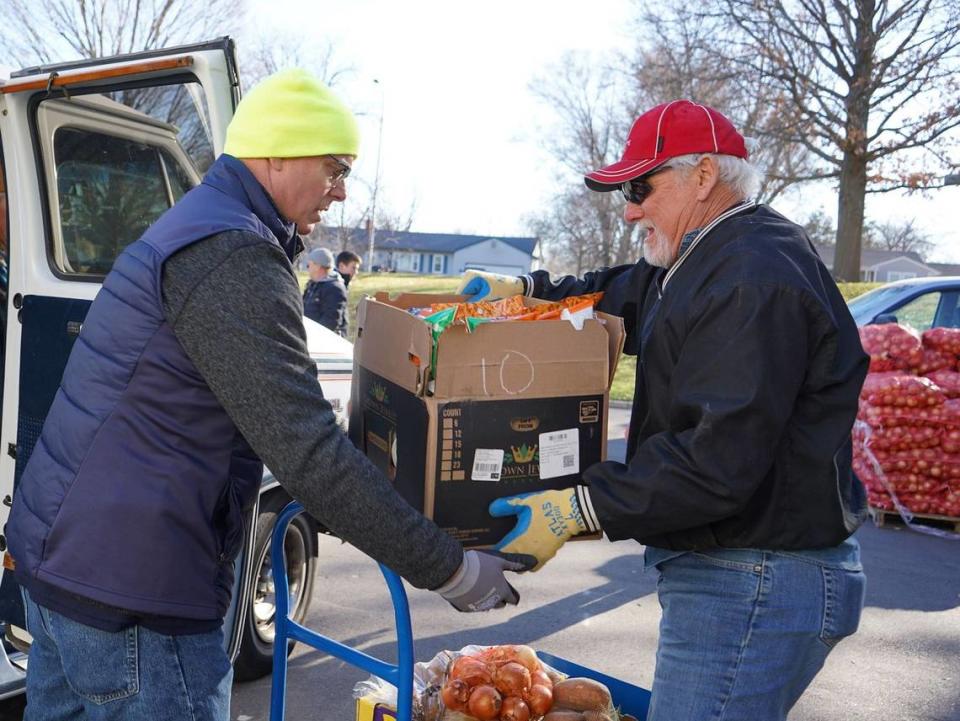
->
xmin=367 ymin=78 xmax=384 ymax=269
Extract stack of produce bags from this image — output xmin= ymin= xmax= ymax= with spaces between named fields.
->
xmin=853 ymin=324 xmax=960 ymax=518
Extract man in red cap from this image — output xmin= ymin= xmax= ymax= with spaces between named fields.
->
xmin=460 ymin=100 xmax=869 ymax=720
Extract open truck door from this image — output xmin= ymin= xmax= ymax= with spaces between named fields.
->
xmin=0 ymin=38 xmax=312 ymax=697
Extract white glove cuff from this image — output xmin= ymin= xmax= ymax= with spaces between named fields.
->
xmin=576 ymin=485 xmax=602 ymax=533
xmin=435 ymin=550 xmax=479 ymax=599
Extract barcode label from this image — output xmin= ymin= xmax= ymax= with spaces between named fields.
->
xmin=471 ymin=449 xmax=505 ymax=481
xmin=539 ymin=428 xmax=580 ymax=480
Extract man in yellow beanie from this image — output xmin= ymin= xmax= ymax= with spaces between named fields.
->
xmin=11 ymin=69 xmax=534 ymax=721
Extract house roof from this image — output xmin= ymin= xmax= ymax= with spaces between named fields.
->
xmin=813 ymin=244 xmax=932 ymax=271
xmin=321 ymin=227 xmax=538 ymax=256
xmin=928 ymin=262 xmax=960 ymax=276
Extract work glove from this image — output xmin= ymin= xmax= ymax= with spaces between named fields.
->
xmin=490 ymin=487 xmax=601 ymax=571
xmin=435 ymin=549 xmax=537 ymax=612
xmin=456 ymin=270 xmax=525 ymax=301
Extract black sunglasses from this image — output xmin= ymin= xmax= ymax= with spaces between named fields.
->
xmin=326 ymin=155 xmax=352 ymax=183
xmin=620 ymin=165 xmax=671 ymax=204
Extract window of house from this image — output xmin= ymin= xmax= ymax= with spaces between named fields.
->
xmin=887 ymin=271 xmax=918 ymax=281
xmin=433 ymin=254 xmax=444 ymax=273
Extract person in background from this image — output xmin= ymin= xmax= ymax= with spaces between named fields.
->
xmin=303 ymin=246 xmax=348 ymax=336
xmin=460 ymin=100 xmax=869 ymax=721
xmin=336 ymin=249 xmax=362 ymax=288
xmin=9 ymin=68 xmax=533 ymax=721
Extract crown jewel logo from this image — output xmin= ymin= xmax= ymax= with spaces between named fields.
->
xmin=510 ymin=444 xmax=538 ymax=464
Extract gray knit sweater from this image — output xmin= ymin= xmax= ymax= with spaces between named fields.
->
xmin=161 ymin=232 xmax=462 ymax=590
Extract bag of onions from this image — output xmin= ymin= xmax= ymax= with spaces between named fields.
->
xmin=859 ymin=323 xmax=922 ymax=372
xmin=353 ymin=644 xmax=633 ymax=721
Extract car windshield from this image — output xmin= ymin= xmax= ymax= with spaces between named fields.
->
xmin=847 ymin=284 xmax=914 ymax=325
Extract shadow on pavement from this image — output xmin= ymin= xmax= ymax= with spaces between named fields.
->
xmin=857 ymin=522 xmax=960 ymax=612
xmin=287 ymin=550 xmax=655 ymax=674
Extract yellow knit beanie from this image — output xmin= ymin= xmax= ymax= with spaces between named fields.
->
xmin=224 ymin=69 xmax=360 ymax=158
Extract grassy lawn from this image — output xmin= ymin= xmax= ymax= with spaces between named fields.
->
xmin=302 ymin=272 xmax=881 ymax=402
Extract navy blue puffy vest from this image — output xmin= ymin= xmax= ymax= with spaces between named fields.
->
xmin=9 ymin=155 xmax=297 ymax=620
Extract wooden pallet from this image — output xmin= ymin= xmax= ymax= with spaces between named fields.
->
xmin=869 ymin=506 xmax=960 ymax=534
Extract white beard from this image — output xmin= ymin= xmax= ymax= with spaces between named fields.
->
xmin=641 ymin=225 xmax=677 ymax=269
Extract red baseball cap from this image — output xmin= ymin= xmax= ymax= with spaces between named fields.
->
xmin=585 ymin=100 xmax=748 ymax=191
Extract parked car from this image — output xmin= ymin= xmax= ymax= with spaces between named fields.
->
xmin=847 ymin=277 xmax=960 ymax=329
xmin=0 ymin=38 xmax=353 ymax=693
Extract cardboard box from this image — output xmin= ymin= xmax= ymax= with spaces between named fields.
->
xmin=349 ymin=293 xmax=624 ymax=547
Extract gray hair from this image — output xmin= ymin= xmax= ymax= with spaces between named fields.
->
xmin=666 ymin=152 xmax=764 ymax=200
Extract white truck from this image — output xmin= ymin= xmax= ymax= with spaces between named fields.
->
xmin=0 ymin=37 xmax=353 ymax=693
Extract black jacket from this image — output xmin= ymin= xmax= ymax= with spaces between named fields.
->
xmin=530 ymin=204 xmax=869 ymax=551
xmin=303 ymin=275 xmax=348 ymax=337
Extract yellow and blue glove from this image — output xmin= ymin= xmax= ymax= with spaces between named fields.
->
xmin=489 ymin=487 xmax=601 ymax=571
xmin=456 ymin=270 xmax=527 ymax=301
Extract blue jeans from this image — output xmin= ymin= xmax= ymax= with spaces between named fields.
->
xmin=647 ymin=538 xmax=865 ymax=721
xmin=23 ymin=591 xmax=232 ymax=721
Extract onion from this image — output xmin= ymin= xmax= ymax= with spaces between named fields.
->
xmin=467 ymin=685 xmax=502 ymax=721
xmin=525 ymin=684 xmax=553 ymax=716
xmin=511 ymin=645 xmax=541 ymax=673
xmin=499 ymin=696 xmax=531 ymax=721
xmin=531 ymin=669 xmax=553 ymax=689
xmin=451 ymin=656 xmax=494 ymax=686
xmin=441 ymin=678 xmax=471 ymax=711
xmin=494 ymin=662 xmax=531 ymax=697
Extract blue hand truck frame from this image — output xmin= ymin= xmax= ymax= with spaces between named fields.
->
xmin=268 ymin=501 xmax=651 ymax=721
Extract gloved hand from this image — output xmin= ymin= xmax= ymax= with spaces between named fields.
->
xmin=489 ymin=487 xmax=600 ymax=571
xmin=435 ymin=549 xmax=537 ymax=612
xmin=456 ymin=270 xmax=525 ymax=301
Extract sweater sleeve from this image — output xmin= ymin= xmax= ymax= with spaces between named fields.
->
xmin=161 ymin=234 xmax=463 ymax=590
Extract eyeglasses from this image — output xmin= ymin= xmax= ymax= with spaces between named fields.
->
xmin=325 ymin=155 xmax=352 ymax=184
xmin=620 ymin=166 xmax=671 ymax=205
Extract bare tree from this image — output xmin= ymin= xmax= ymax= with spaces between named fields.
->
xmin=717 ymin=0 xmax=960 ymax=281
xmin=238 ymin=32 xmax=354 ymax=89
xmin=528 ymin=53 xmax=638 ymax=272
xmin=623 ymin=2 xmax=818 ymax=202
xmin=863 ymin=218 xmax=934 ymax=258
xmin=801 ymin=208 xmax=837 ymax=247
xmin=0 ymin=0 xmax=239 ymax=65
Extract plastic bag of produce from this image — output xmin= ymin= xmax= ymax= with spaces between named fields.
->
xmin=353 ymin=644 xmax=629 ymax=721
xmin=922 ymin=327 xmax=960 ymax=356
xmin=861 ymin=372 xmax=945 ymax=407
xmin=859 ymin=323 xmax=922 ymax=370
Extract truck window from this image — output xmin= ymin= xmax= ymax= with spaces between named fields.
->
xmin=36 ymin=81 xmax=210 ymax=278
xmin=53 ymin=128 xmax=190 ymax=275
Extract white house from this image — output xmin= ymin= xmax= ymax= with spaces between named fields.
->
xmin=814 ymin=244 xmax=939 ymax=281
xmin=319 ymin=228 xmax=539 ymax=276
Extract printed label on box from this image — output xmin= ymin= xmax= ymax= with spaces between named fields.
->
xmin=471 ymin=449 xmax=505 ymax=481
xmin=539 ymin=428 xmax=580 ymax=479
